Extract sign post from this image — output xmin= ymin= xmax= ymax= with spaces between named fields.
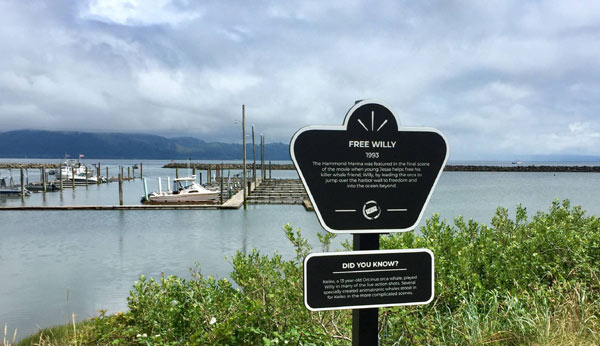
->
xmin=291 ymin=100 xmax=448 ymax=345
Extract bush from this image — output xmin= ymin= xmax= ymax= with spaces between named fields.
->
xmin=22 ymin=200 xmax=600 ymax=345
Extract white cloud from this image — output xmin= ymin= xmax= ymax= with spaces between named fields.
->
xmin=83 ymin=0 xmax=203 ymax=26
xmin=0 ymin=0 xmax=599 ymax=158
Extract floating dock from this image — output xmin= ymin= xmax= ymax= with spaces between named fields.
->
xmin=247 ymin=179 xmax=308 ymax=205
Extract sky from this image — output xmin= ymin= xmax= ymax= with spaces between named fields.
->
xmin=0 ymin=0 xmax=599 ymax=160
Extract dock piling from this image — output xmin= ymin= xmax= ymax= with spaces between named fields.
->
xmin=143 ymin=178 xmax=148 ymax=200
xmin=176 ymin=167 xmax=179 ymax=179
xmin=118 ymin=171 xmax=123 ymax=206
xmin=260 ymin=135 xmax=265 ymax=181
xmin=20 ymin=167 xmax=24 ymax=197
xmin=220 ymin=168 xmax=224 ymax=205
xmin=242 ymin=104 xmax=247 ymax=209
xmin=58 ymin=165 xmax=63 ymax=190
xmin=128 ymin=166 xmax=131 ymax=180
xmin=140 ymin=162 xmax=143 ymax=178
xmin=106 ymin=167 xmax=109 ymax=183
xmin=42 ymin=166 xmax=47 ymax=192
xmin=97 ymin=163 xmax=101 ymax=185
xmin=71 ymin=167 xmax=75 ymax=189
xmin=252 ymin=125 xmax=256 ymax=185
xmin=85 ymin=166 xmax=89 ymax=186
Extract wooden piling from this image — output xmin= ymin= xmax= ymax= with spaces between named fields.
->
xmin=58 ymin=165 xmax=63 ymax=190
xmin=242 ymin=104 xmax=247 ymax=209
xmin=20 ymin=167 xmax=25 ymax=197
xmin=260 ymin=135 xmax=265 ymax=181
xmin=42 ymin=167 xmax=47 ymax=192
xmin=118 ymin=172 xmax=123 ymax=206
xmin=220 ymin=169 xmax=224 ymax=205
xmin=85 ymin=166 xmax=89 ymax=185
xmin=106 ymin=167 xmax=109 ymax=183
xmin=252 ymin=125 xmax=256 ymax=185
xmin=127 ymin=166 xmax=131 ymax=180
xmin=269 ymin=161 xmax=272 ymax=180
xmin=71 ymin=167 xmax=75 ymax=189
xmin=140 ymin=162 xmax=143 ymax=178
xmin=207 ymin=165 xmax=211 ymax=183
xmin=176 ymin=167 xmax=179 ymax=179
xmin=193 ymin=167 xmax=196 ymax=176
xmin=97 ymin=163 xmax=101 ymax=185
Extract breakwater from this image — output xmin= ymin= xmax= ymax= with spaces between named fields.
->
xmin=444 ymin=165 xmax=600 ymax=173
xmin=163 ymin=162 xmax=295 ymax=170
xmin=0 ymin=163 xmax=61 ymax=169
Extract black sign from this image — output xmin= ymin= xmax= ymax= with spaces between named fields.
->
xmin=304 ymin=249 xmax=434 ymax=311
xmin=291 ymin=100 xmax=448 ymax=233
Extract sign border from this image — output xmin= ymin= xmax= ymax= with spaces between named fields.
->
xmin=304 ymin=248 xmax=435 ymax=311
xmin=290 ymin=99 xmax=450 ymax=234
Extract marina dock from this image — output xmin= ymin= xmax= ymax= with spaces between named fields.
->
xmin=248 ymin=179 xmax=308 ymax=205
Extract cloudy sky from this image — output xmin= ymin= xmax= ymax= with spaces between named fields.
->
xmin=0 ymin=0 xmax=599 ymax=160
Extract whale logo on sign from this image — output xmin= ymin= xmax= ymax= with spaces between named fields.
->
xmin=290 ymin=100 xmax=449 ymax=234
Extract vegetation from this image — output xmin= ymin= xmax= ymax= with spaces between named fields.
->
xmin=14 ymin=200 xmax=600 ymax=345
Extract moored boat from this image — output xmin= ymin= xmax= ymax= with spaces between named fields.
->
xmin=142 ymin=175 xmax=219 ymax=203
xmin=0 ymin=176 xmax=30 ymax=196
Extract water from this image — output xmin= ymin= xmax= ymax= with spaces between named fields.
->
xmin=2 ymin=159 xmax=600 ymax=340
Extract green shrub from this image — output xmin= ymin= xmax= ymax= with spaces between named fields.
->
xmin=22 ymin=200 xmax=600 ymax=345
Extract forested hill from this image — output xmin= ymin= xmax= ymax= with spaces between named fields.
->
xmin=0 ymin=130 xmax=290 ymax=160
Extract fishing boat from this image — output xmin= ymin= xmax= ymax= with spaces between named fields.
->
xmin=142 ymin=175 xmax=219 ymax=203
xmin=59 ymin=156 xmax=103 ymax=184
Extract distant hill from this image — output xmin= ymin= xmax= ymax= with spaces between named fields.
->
xmin=0 ymin=130 xmax=290 ymax=160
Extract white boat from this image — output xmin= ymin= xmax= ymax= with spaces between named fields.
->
xmin=143 ymin=175 xmax=219 ymax=203
xmin=59 ymin=158 xmax=102 ymax=184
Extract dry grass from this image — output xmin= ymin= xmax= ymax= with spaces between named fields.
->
xmin=533 ymin=286 xmax=600 ymax=346
xmin=3 ymin=324 xmax=17 ymax=346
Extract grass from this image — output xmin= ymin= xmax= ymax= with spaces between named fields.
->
xmin=16 ymin=314 xmax=89 ymax=346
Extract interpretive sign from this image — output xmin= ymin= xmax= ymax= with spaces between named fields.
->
xmin=304 ymin=249 xmax=434 ymax=311
xmin=290 ymin=100 xmax=448 ymax=233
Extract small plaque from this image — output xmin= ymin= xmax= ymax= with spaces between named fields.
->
xmin=304 ymin=249 xmax=434 ymax=311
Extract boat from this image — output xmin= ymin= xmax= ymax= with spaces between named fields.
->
xmin=25 ymin=182 xmax=60 ymax=192
xmin=58 ymin=157 xmax=103 ymax=184
xmin=142 ymin=175 xmax=219 ymax=203
xmin=0 ymin=176 xmax=30 ymax=196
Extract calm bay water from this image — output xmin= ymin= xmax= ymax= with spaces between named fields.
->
xmin=2 ymin=159 xmax=600 ymax=339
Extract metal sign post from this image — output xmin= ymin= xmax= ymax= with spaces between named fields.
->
xmin=291 ymin=100 xmax=448 ymax=345
xmin=352 ymin=234 xmax=379 ymax=346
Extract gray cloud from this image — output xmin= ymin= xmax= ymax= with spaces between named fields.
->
xmin=0 ymin=0 xmax=599 ymax=160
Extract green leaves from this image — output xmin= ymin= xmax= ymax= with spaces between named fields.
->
xmin=66 ymin=200 xmax=600 ymax=345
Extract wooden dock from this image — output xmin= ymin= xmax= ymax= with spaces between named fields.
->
xmin=248 ymin=179 xmax=308 ymax=205
xmin=0 ymin=188 xmax=246 ymax=211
